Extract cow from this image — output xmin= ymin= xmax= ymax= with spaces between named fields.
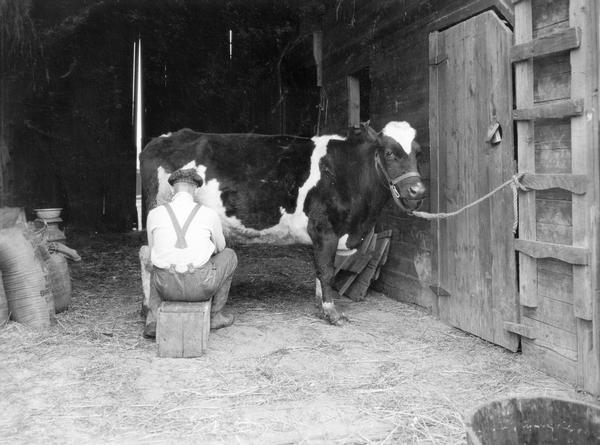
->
xmin=139 ymin=121 xmax=426 ymax=324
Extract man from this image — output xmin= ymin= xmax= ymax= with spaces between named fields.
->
xmin=143 ymin=168 xmax=237 ymax=338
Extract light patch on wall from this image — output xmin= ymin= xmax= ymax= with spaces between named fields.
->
xmin=382 ymin=121 xmax=416 ymax=155
xmin=413 ymin=251 xmax=432 ymax=283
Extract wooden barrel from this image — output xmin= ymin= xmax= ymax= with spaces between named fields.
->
xmin=466 ymin=396 xmax=600 ymax=445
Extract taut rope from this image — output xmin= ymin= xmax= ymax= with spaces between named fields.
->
xmin=411 ymin=173 xmax=528 ymax=234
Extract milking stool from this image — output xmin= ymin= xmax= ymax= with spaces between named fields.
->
xmin=156 ymin=300 xmax=212 ymax=358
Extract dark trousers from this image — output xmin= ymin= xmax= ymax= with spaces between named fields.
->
xmin=146 ymin=248 xmax=237 ymax=327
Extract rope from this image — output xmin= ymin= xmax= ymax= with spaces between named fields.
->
xmin=411 ymin=173 xmax=528 ymax=234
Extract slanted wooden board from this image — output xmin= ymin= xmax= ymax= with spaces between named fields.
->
xmin=333 ymin=229 xmax=392 ymax=299
xmin=346 ymin=236 xmax=391 ymax=301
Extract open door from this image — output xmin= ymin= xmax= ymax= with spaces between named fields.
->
xmin=429 ymin=11 xmax=519 ymax=351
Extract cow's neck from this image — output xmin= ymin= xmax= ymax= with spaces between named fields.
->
xmin=340 ymin=145 xmax=390 ymax=249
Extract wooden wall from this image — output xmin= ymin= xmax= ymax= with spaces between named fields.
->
xmin=513 ymin=0 xmax=600 ymax=393
xmin=319 ymin=0 xmax=513 ymax=309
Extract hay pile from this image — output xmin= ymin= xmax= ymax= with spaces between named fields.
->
xmin=0 ymin=231 xmax=597 ymax=444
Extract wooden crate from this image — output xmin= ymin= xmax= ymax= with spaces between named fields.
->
xmin=157 ymin=301 xmax=211 ymax=358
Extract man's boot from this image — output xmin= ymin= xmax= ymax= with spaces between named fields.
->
xmin=143 ymin=321 xmax=156 ymax=339
xmin=210 ymin=311 xmax=235 ymax=330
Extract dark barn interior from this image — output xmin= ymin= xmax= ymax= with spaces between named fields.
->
xmin=2 ymin=2 xmax=600 ymax=438
xmin=2 ymin=0 xmax=324 ymax=230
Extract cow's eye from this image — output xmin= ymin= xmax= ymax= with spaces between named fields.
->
xmin=385 ymin=150 xmax=394 ymax=159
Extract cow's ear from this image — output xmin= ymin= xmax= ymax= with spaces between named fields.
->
xmin=362 ymin=125 xmax=378 ymax=142
xmin=412 ymin=141 xmax=423 ymax=157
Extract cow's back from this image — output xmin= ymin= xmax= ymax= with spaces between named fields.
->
xmin=140 ymin=129 xmax=321 ymax=244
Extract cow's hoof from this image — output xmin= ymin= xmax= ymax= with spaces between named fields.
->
xmin=321 ymin=302 xmax=348 ymax=325
xmin=328 ymin=312 xmax=349 ymax=326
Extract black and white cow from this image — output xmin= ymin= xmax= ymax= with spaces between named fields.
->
xmin=140 ymin=121 xmax=426 ymax=324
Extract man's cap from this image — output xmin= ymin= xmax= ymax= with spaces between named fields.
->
xmin=167 ymin=168 xmax=204 ymax=187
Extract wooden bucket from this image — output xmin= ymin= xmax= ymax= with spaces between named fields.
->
xmin=465 ymin=396 xmax=600 ymax=445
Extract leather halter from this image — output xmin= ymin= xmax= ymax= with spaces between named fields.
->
xmin=374 ymin=150 xmax=422 ymax=214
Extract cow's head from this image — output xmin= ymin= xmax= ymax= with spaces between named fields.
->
xmin=373 ymin=121 xmax=426 ymax=213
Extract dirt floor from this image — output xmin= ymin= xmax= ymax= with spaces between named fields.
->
xmin=1 ymin=231 xmax=598 ymax=444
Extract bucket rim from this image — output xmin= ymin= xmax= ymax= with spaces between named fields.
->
xmin=464 ymin=394 xmax=600 ymax=445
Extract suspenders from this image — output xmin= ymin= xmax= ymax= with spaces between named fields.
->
xmin=163 ymin=203 xmax=202 ymax=249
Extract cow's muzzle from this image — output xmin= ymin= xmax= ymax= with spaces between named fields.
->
xmin=390 ymin=173 xmax=425 ymax=213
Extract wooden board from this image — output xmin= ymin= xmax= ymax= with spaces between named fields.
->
xmin=429 ymin=11 xmax=518 ymax=351
xmin=346 ymin=237 xmax=391 ymax=301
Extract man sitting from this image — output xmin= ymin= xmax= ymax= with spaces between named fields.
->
xmin=143 ymin=168 xmax=237 ymax=338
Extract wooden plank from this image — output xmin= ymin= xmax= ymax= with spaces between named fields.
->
xmin=511 ymin=27 xmax=580 ymax=62
xmin=487 ymin=13 xmax=519 ymax=351
xmin=504 ymin=321 xmax=536 ymax=339
xmin=520 ymin=173 xmax=587 ymax=194
xmin=522 ymin=315 xmax=578 ymax=359
xmin=537 ymin=260 xmax=573 ymax=304
xmin=532 ymin=0 xmax=570 ymax=38
xmin=340 ymin=252 xmax=373 ymax=274
xmin=534 ymin=118 xmax=571 ymax=151
xmin=535 ymin=149 xmax=571 ymax=173
xmin=334 ymin=270 xmax=360 ymax=296
xmin=359 ymin=227 xmax=376 ymax=255
xmin=533 ymin=52 xmax=571 ymax=103
xmin=522 ymin=339 xmax=578 ymax=384
xmin=428 ymin=0 xmax=515 ymax=31
xmin=515 ymin=239 xmax=590 ymax=265
xmin=376 ymin=229 xmax=392 ymax=239
xmin=535 ymin=198 xmax=572 ymax=226
xmin=346 ymin=237 xmax=390 ymax=301
xmin=513 ymin=98 xmax=584 ymax=120
xmin=581 ymin=0 xmax=600 ymax=395
xmin=537 ymin=188 xmax=572 ymax=200
xmin=429 ymin=29 xmax=442 ymax=318
xmin=515 ymin=0 xmax=537 ymax=309
xmin=347 ymin=75 xmax=360 ymax=127
xmin=522 ymin=298 xmax=577 ymax=334
xmin=535 ymin=222 xmax=572 ymax=245
xmin=578 ymin=319 xmax=600 ymax=393
xmin=570 ymin=0 xmax=595 ymax=326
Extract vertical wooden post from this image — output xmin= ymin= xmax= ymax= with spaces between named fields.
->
xmin=428 ymin=31 xmax=441 ymax=317
xmin=347 ymin=75 xmax=360 ymax=127
xmin=571 ymin=0 xmax=600 ymax=393
xmin=313 ymin=31 xmax=323 ymax=88
xmin=514 ymin=1 xmax=537 ymax=308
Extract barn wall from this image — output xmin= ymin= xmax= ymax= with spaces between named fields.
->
xmin=318 ymin=0 xmax=513 ymax=309
xmin=513 ymin=0 xmax=600 ymax=393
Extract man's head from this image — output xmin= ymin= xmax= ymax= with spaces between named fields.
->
xmin=168 ymin=168 xmax=203 ymax=195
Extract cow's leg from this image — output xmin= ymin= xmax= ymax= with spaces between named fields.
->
xmin=315 ymin=278 xmax=323 ymax=307
xmin=308 ymin=221 xmax=347 ymax=325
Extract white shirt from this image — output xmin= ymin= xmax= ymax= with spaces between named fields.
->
xmin=146 ymin=192 xmax=226 ymax=272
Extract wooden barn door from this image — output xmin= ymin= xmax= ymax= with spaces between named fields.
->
xmin=429 ymin=11 xmax=519 ymax=351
